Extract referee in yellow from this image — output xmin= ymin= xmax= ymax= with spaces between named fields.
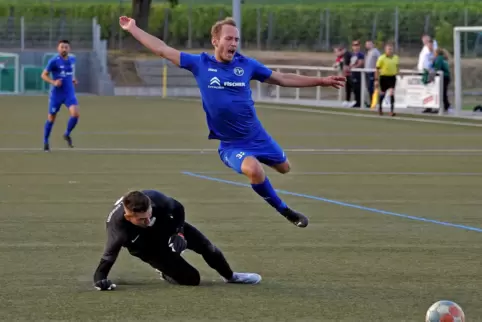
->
xmin=374 ymin=42 xmax=399 ymax=116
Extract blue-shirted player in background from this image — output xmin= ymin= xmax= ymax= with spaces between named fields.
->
xmin=41 ymin=39 xmax=79 ymax=152
xmin=120 ymin=16 xmax=346 ymax=228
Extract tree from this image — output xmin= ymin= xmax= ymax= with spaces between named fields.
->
xmin=168 ymin=0 xmax=179 ymax=7
xmin=435 ymin=20 xmax=454 ymax=54
xmin=132 ymin=0 xmax=152 ymax=31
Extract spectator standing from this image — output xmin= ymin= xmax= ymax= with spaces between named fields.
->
xmin=365 ymin=40 xmax=380 ymax=106
xmin=418 ymin=34 xmax=438 ymax=72
xmin=334 ymin=44 xmax=355 ymax=107
xmin=421 ymin=39 xmax=437 ymax=113
xmin=433 ymin=48 xmax=452 ymax=113
xmin=349 ymin=40 xmax=365 ymax=108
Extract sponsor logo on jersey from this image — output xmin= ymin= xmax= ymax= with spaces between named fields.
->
xmin=208 ymin=77 xmax=245 ymax=89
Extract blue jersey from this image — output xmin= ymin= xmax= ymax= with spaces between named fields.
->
xmin=45 ymin=55 xmax=76 ymax=98
xmin=180 ymin=52 xmax=273 ymax=143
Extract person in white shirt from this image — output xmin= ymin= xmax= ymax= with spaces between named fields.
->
xmin=419 ymin=37 xmax=438 ymax=113
xmin=418 ymin=34 xmax=438 ymax=72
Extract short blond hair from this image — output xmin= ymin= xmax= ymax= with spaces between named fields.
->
xmin=211 ymin=17 xmax=237 ymax=39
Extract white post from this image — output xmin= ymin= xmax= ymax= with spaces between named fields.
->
xmin=360 ymin=70 xmax=366 ymax=108
xmin=102 ymin=40 xmax=107 ymax=74
xmin=316 ymin=70 xmax=321 ymax=101
xmin=276 ymin=68 xmax=280 ymax=100
xmin=15 ymin=53 xmax=20 ymax=94
xmin=438 ymin=72 xmax=444 ymax=115
xmin=453 ymin=27 xmax=462 ymax=116
xmin=452 ymin=26 xmax=482 ymax=116
xmin=20 ymin=16 xmax=25 ymax=51
xmin=233 ymin=0 xmax=241 ymax=51
xmin=97 ymin=25 xmax=102 ymax=52
xmin=295 ymin=69 xmax=300 ymax=100
xmin=20 ymin=65 xmax=24 ymax=93
xmin=92 ymin=17 xmax=98 ymax=51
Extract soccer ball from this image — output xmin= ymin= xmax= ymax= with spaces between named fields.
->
xmin=425 ymin=300 xmax=465 ymax=322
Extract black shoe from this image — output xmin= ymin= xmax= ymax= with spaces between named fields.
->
xmin=43 ymin=143 xmax=50 ymax=152
xmin=281 ymin=208 xmax=309 ymax=228
xmin=63 ymin=134 xmax=73 ymax=148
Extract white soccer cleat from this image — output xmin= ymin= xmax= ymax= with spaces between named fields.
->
xmin=225 ymin=272 xmax=262 ymax=285
xmin=155 ymin=269 xmax=179 ymax=284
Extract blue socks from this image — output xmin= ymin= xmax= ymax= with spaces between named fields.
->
xmin=65 ymin=116 xmax=78 ymax=136
xmin=44 ymin=120 xmax=54 ymax=144
xmin=44 ymin=116 xmax=78 ymax=144
xmin=251 ymin=177 xmax=288 ymax=212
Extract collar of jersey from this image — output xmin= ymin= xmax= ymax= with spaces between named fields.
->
xmin=56 ymin=55 xmax=70 ymax=60
xmin=207 ymin=52 xmax=241 ymax=65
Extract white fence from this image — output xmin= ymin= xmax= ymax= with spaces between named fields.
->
xmin=257 ymin=66 xmax=446 ymax=115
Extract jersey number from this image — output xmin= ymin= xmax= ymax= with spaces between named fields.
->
xmin=106 ymin=197 xmax=123 ymax=222
xmin=235 ymin=152 xmax=245 ymax=159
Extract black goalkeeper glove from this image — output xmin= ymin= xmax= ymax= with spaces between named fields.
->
xmin=94 ymin=279 xmax=117 ymax=291
xmin=168 ymin=233 xmax=187 ymax=253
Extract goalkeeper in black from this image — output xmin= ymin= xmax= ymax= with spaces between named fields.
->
xmin=93 ymin=189 xmax=261 ymax=290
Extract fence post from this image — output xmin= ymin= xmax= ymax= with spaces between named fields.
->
xmin=92 ymin=17 xmax=97 ymax=51
xmin=295 ymin=69 xmax=300 ymax=100
xmin=48 ymin=4 xmax=53 ymax=48
xmin=318 ymin=10 xmax=323 ymax=50
xmin=163 ymin=8 xmax=169 ymax=43
xmin=325 ymin=9 xmax=330 ymax=50
xmin=20 ymin=16 xmax=24 ymax=51
xmin=187 ymin=6 xmax=192 ymax=49
xmin=438 ymin=73 xmax=444 ymax=115
xmin=276 ymin=68 xmax=280 ymax=100
xmin=424 ymin=14 xmax=430 ymax=34
xmin=267 ymin=11 xmax=274 ymax=50
xmin=463 ymin=8 xmax=468 ymax=56
xmin=371 ymin=12 xmax=378 ymax=40
xmin=394 ymin=7 xmax=399 ymax=52
xmin=256 ymin=8 xmax=261 ymax=50
xmin=360 ymin=70 xmax=366 ymax=108
xmin=316 ymin=70 xmax=321 ymax=101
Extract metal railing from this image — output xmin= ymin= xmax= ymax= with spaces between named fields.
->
xmin=256 ymin=65 xmax=446 ymax=114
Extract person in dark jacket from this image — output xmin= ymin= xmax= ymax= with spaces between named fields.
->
xmin=432 ymin=48 xmax=451 ymax=113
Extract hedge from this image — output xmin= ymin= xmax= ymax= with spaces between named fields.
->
xmin=2 ymin=3 xmax=482 ymax=50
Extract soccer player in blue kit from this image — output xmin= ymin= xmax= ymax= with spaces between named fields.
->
xmin=119 ymin=16 xmax=346 ymax=228
xmin=41 ymin=39 xmax=79 ymax=152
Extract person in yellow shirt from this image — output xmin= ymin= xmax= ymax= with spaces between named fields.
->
xmin=374 ymin=43 xmax=399 ymax=116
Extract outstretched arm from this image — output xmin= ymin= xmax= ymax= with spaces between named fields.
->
xmin=265 ymin=71 xmax=346 ymax=89
xmin=93 ymin=258 xmax=116 ymax=285
xmin=119 ymin=16 xmax=181 ymax=66
xmin=92 ymin=224 xmax=125 ymax=291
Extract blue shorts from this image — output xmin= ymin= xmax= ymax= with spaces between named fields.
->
xmin=49 ymin=95 xmax=78 ymax=115
xmin=218 ymin=136 xmax=287 ymax=174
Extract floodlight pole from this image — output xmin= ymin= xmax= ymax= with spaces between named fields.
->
xmin=233 ymin=0 xmax=242 ymax=52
